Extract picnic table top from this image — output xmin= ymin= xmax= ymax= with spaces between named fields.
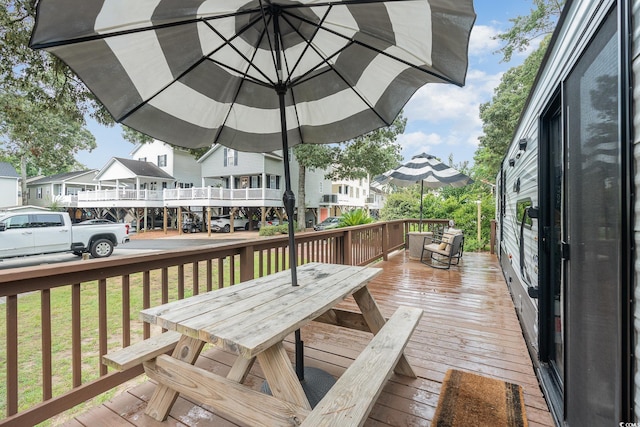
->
xmin=140 ymin=262 xmax=382 ymax=358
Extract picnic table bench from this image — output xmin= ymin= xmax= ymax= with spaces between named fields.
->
xmin=103 ymin=262 xmax=422 ymax=426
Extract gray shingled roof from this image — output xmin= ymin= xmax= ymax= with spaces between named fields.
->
xmin=115 ymin=158 xmax=175 ymax=180
xmin=28 ymin=170 xmax=96 ymax=185
xmin=0 ymin=162 xmax=19 ymax=178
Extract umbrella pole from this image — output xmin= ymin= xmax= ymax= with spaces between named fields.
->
xmin=419 ymin=180 xmax=424 ymax=232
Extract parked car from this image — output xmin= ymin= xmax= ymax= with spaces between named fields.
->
xmin=313 ymin=216 xmax=341 ymax=231
xmin=0 ymin=210 xmax=129 ymax=259
xmin=209 ymin=215 xmax=250 ymax=233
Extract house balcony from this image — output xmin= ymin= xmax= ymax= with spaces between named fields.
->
xmin=320 ymin=193 xmax=366 ymax=208
xmin=163 ymin=186 xmax=284 ymax=208
xmin=0 ymin=220 xmax=553 ymax=427
xmin=77 ymin=189 xmax=164 ymax=208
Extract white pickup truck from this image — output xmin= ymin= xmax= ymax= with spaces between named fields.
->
xmin=0 ymin=210 xmax=130 ymax=259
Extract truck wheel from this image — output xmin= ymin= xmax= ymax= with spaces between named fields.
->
xmin=90 ymin=239 xmax=114 ymax=258
xmin=244 ymin=223 xmax=249 ymax=230
xmin=223 ymin=224 xmax=230 ymax=233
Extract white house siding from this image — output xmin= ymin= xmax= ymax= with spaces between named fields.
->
xmin=0 ymin=178 xmax=19 ymax=208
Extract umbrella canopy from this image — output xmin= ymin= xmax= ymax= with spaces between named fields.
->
xmin=30 ymin=1 xmax=475 ymax=388
xmin=373 ymin=153 xmax=474 ymax=230
xmin=30 ymin=1 xmax=475 ymax=152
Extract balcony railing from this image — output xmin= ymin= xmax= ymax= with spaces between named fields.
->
xmin=163 ymin=186 xmax=283 ymax=202
xmin=78 ymin=189 xmax=164 ymax=202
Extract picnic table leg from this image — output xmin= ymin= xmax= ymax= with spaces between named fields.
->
xmin=144 ymin=335 xmax=205 ymax=421
xmin=257 ymin=342 xmax=312 ymax=410
xmin=227 ymin=356 xmax=255 ymax=383
xmin=352 ymin=286 xmax=417 ymax=378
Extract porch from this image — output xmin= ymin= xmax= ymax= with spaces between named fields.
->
xmin=0 ymin=220 xmax=552 ymax=426
xmin=59 ymin=252 xmax=551 ymax=426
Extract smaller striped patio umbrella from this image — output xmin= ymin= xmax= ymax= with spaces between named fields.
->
xmin=373 ymin=153 xmax=473 ymax=231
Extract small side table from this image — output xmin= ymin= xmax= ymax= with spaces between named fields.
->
xmin=407 ymin=231 xmax=433 ymax=260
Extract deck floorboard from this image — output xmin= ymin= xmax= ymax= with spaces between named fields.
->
xmin=63 ymin=251 xmax=554 ymax=426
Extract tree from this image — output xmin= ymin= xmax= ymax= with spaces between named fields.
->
xmin=473 ymin=32 xmax=550 ymax=182
xmin=293 ymin=113 xmax=405 ymax=230
xmin=0 ymin=91 xmax=96 ymax=204
xmin=494 ymin=0 xmax=565 ymax=63
xmin=0 ymin=1 xmax=105 ymax=194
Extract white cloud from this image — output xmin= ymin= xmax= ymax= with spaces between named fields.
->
xmin=468 ymin=25 xmax=501 ymax=56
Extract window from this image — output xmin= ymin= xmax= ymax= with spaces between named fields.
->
xmin=516 ymin=198 xmax=533 ymax=227
xmin=157 ymin=154 xmax=167 ymax=167
xmin=138 ymin=157 xmax=146 ymax=162
xmin=5 ymin=215 xmax=29 ymax=229
xmin=267 ymin=175 xmax=280 ymax=189
xmin=37 ymin=188 xmax=42 ymax=199
xmin=224 ymin=148 xmax=238 ymax=166
xmin=33 ymin=214 xmax=64 ymax=227
xmin=251 ymin=176 xmax=259 ymax=188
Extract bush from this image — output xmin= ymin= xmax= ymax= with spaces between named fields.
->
xmin=258 ymin=222 xmax=296 ymax=236
xmin=338 ymin=209 xmax=374 ymax=227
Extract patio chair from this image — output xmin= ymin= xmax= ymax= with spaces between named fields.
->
xmin=421 ymin=230 xmax=464 ymax=269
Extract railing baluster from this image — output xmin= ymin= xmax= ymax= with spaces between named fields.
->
xmin=178 ymin=265 xmax=185 ymax=299
xmin=98 ymin=279 xmax=107 ymax=376
xmin=41 ymin=290 xmax=52 ymax=401
xmin=143 ymin=271 xmax=150 ymax=339
xmin=72 ymin=283 xmax=81 ymax=387
xmin=192 ymin=262 xmax=199 ymax=295
xmin=122 ymin=276 xmax=130 ymax=348
xmin=217 ymin=258 xmax=224 ymax=289
xmin=230 ymin=255 xmax=235 ymax=286
xmin=161 ymin=268 xmax=168 ymax=305
xmin=206 ymin=259 xmax=213 ymax=291
xmin=6 ymin=295 xmax=18 ymax=416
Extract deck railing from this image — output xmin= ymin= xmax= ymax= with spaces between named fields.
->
xmin=0 ymin=219 xmax=448 ymax=427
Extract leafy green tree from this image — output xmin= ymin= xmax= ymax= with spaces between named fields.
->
xmin=474 ymin=0 xmax=564 ymax=181
xmin=294 ymin=113 xmax=405 ymax=230
xmin=0 ymin=91 xmax=96 ymax=204
xmin=0 ymin=0 xmax=104 ymax=200
xmin=494 ymin=0 xmax=565 ymax=62
xmin=473 ymin=36 xmax=550 ymax=182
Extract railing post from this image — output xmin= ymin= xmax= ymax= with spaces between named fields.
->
xmin=381 ymin=222 xmax=389 ymax=261
xmin=343 ymin=230 xmax=353 ymax=265
xmin=490 ymin=219 xmax=497 ymax=254
xmin=239 ymin=244 xmax=255 ymax=282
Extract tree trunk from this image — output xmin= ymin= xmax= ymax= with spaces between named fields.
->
xmin=20 ymin=154 xmax=28 ymax=206
xmin=297 ymin=164 xmax=306 ymax=231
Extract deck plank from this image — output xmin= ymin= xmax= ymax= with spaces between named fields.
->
xmin=62 ymin=251 xmax=554 ymax=427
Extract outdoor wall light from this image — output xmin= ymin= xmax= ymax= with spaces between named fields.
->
xmin=519 ymin=138 xmax=528 ymax=151
xmin=509 ymin=158 xmax=516 ymax=167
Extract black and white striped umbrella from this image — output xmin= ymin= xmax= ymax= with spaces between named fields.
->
xmin=30 ymin=1 xmax=475 ymax=386
xmin=30 ymin=1 xmax=475 ymax=153
xmin=374 ymin=153 xmax=474 ymax=189
xmin=373 ymin=153 xmax=473 ymax=229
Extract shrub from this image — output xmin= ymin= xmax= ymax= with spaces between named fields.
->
xmin=338 ymin=209 xmax=374 ymax=227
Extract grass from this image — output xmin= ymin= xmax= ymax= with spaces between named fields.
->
xmin=0 ymin=252 xmax=292 ymax=426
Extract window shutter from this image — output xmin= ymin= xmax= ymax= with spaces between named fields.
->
xmin=234 ymin=150 xmax=238 ymax=166
xmin=224 ymin=148 xmax=228 ymax=167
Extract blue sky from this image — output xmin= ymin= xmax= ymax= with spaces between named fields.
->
xmin=77 ymin=0 xmax=540 ymax=170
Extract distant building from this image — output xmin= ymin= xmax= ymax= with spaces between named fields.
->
xmin=0 ymin=162 xmax=21 ymax=209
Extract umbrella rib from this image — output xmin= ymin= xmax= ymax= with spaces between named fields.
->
xmin=283 ymin=5 xmax=333 ymax=84
xmin=257 ymin=0 xmax=280 ymax=83
xmin=289 ymin=11 xmax=465 ymax=87
xmin=214 ymin=23 xmax=274 ymax=145
xmin=30 ymin=8 xmax=261 ymax=50
xmin=203 ymin=19 xmax=276 ymax=87
xmin=281 ymin=13 xmax=390 ymax=127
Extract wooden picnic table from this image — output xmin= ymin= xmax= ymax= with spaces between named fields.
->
xmin=135 ymin=262 xmax=421 ymax=426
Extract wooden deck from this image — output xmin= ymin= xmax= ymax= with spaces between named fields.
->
xmin=62 ymin=251 xmax=554 ymax=427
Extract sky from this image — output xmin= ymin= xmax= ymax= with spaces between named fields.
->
xmin=76 ymin=0 xmax=541 ymax=171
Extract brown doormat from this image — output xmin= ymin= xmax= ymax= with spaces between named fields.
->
xmin=432 ymin=369 xmax=528 ymax=427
